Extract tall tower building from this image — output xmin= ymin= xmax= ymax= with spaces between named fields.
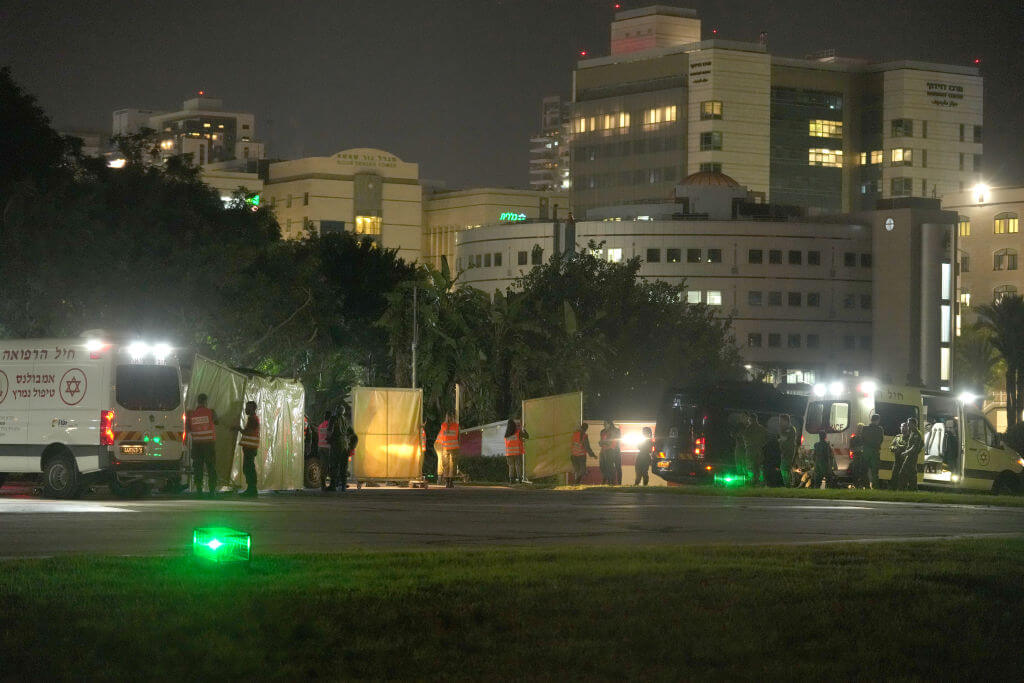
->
xmin=570 ymin=5 xmax=982 ymax=217
xmin=528 ymin=95 xmax=571 ymax=191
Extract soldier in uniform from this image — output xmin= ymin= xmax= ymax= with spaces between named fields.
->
xmin=778 ymin=414 xmax=799 ymax=487
xmin=810 ymin=431 xmax=833 ymax=488
xmin=889 ymin=421 xmax=908 ymax=489
xmin=860 ymin=414 xmax=884 ymax=489
xmin=740 ymin=413 xmax=769 ymax=485
xmin=895 ymin=417 xmax=923 ymax=491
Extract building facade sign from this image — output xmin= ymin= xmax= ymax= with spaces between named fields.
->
xmin=926 ymin=81 xmax=964 ymax=108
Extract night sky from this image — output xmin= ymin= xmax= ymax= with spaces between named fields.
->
xmin=2 ymin=0 xmax=1020 ymax=189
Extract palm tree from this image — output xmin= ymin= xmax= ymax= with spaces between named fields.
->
xmin=976 ymin=294 xmax=1024 ymax=429
xmin=953 ymin=324 xmax=1001 ymax=396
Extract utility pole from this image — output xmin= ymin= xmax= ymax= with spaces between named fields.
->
xmin=411 ymin=284 xmax=418 ymax=388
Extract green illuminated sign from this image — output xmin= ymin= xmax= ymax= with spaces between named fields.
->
xmin=192 ymin=527 xmax=252 ymax=563
xmin=500 ymin=212 xmax=527 ymax=222
xmin=245 ymin=193 xmax=260 ymax=207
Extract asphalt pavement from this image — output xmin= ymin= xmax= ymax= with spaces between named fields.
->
xmin=2 ymin=483 xmax=1023 ymax=558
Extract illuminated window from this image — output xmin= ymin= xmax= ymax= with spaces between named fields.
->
xmin=355 ymin=215 xmax=382 ymax=235
xmin=891 ymin=148 xmax=913 ymax=166
xmin=686 ymin=290 xmax=701 ymax=304
xmin=993 ymin=249 xmax=1018 ymax=271
xmin=607 ymin=247 xmax=623 ymax=262
xmin=870 ymin=150 xmax=883 ymax=164
xmin=700 ymin=132 xmax=722 ymax=151
xmin=808 ymin=148 xmax=842 ymax=167
xmin=859 ymin=152 xmax=866 ymax=165
xmin=994 ymin=284 xmax=1018 ymax=302
xmin=994 ymin=212 xmax=1019 ymax=235
xmin=958 ymin=216 xmax=971 ymax=236
xmin=700 ymin=101 xmax=723 ymax=120
xmin=809 ymin=119 xmax=842 ymax=138
xmin=203 ymin=123 xmax=211 ymax=128
xmin=642 ymin=106 xmax=676 ymax=126
xmin=706 ymin=291 xmax=722 ymax=306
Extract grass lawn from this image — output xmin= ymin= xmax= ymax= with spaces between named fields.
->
xmin=555 ymin=483 xmax=1024 ymax=507
xmin=2 ymin=540 xmax=1023 ymax=680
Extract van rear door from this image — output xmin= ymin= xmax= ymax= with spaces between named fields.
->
xmin=113 ymin=364 xmax=184 ymax=463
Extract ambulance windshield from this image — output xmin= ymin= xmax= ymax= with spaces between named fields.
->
xmin=116 ymin=365 xmax=181 ymax=411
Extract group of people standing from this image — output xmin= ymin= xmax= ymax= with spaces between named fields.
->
xmin=733 ymin=413 xmax=801 ymax=487
xmin=565 ymin=421 xmax=655 ymax=486
xmin=186 ymin=393 xmax=262 ymax=498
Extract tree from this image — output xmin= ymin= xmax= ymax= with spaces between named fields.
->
xmin=953 ymin=323 xmax=1001 ymax=396
xmin=0 ymin=66 xmax=73 ymax=196
xmin=976 ymin=295 xmax=1024 ymax=429
xmin=379 ymin=258 xmax=494 ymax=428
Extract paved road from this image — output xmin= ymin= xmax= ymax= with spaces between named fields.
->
xmin=2 ymin=484 xmax=1023 ymax=558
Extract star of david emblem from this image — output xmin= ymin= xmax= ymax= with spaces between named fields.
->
xmin=59 ymin=369 xmax=87 ymax=406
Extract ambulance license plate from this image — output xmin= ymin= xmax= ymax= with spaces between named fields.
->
xmin=121 ymin=445 xmax=145 ymax=456
xmin=656 ymin=461 xmax=670 ymax=469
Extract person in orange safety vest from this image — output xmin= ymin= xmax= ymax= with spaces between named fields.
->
xmin=234 ymin=400 xmax=260 ymax=498
xmin=503 ymin=417 xmax=530 ymax=484
xmin=434 ymin=412 xmax=460 ymax=488
xmin=187 ymin=393 xmax=219 ymax=496
xmin=570 ymin=423 xmax=597 ymax=485
xmin=317 ymin=411 xmax=334 ymax=490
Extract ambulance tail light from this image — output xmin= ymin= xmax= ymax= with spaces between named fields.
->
xmin=182 ymin=413 xmax=187 ymax=443
xmin=693 ymin=436 xmax=705 ymax=458
xmin=100 ymin=411 xmax=115 ymax=446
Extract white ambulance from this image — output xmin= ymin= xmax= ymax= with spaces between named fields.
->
xmin=802 ymin=381 xmax=1024 ymax=494
xmin=0 ymin=337 xmax=185 ymax=498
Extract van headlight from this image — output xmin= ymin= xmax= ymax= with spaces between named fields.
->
xmin=1017 ymin=457 xmax=1024 ymax=468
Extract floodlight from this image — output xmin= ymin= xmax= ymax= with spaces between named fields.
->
xmin=972 ymin=183 xmax=989 ymax=204
xmin=829 ymin=381 xmax=845 ymax=397
xmin=812 ymin=384 xmax=827 ymax=397
xmin=126 ymin=341 xmax=149 ymax=359
xmin=958 ymin=392 xmax=978 ymax=404
xmin=152 ymin=343 xmax=172 ymax=362
xmin=858 ymin=380 xmax=877 ymax=396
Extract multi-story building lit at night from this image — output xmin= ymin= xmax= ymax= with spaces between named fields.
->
xmin=569 ymin=5 xmax=983 ymax=217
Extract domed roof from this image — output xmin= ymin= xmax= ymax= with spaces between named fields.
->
xmin=679 ymin=170 xmax=742 ymax=188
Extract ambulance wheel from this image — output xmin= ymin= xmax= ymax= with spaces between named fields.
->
xmin=992 ymin=472 xmax=1020 ymax=496
xmin=304 ymin=457 xmax=323 ymax=489
xmin=42 ymin=453 xmax=81 ymax=499
xmin=109 ymin=473 xmax=149 ymax=499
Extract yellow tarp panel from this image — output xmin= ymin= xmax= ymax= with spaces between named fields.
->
xmin=230 ymin=375 xmax=305 ymax=491
xmin=352 ymin=387 xmax=423 ymax=480
xmin=186 ymin=356 xmax=246 ymax=483
xmin=523 ymin=391 xmax=582 ymax=479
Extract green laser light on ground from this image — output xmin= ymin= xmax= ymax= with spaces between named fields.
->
xmin=192 ymin=527 xmax=251 ymax=563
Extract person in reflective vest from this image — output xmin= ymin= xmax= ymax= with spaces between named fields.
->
xmin=434 ymin=413 xmax=460 ymax=488
xmin=234 ymin=400 xmax=260 ymax=497
xmin=187 ymin=393 xmax=219 ymax=496
xmin=504 ymin=417 xmax=529 ymax=484
xmin=570 ymin=423 xmax=597 ymax=485
xmin=317 ymin=411 xmax=333 ymax=490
